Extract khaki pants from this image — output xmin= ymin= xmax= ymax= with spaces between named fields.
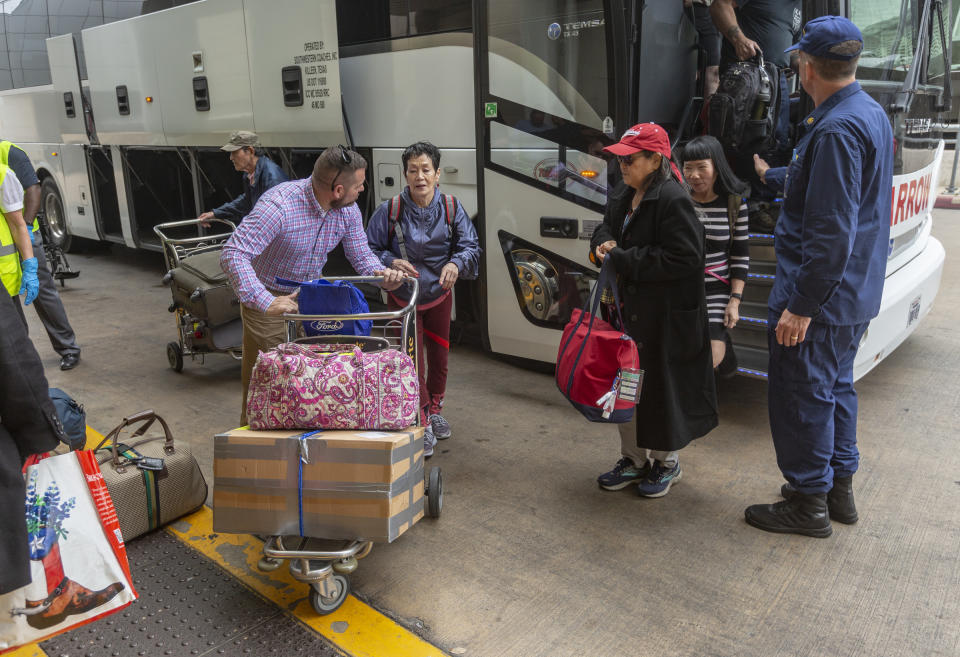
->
xmin=240 ymin=304 xmax=293 ymax=425
xmin=618 ymin=416 xmax=679 ymax=467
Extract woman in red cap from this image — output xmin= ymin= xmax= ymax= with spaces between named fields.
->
xmin=591 ymin=123 xmax=718 ymax=498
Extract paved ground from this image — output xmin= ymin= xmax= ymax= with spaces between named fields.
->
xmin=30 ymin=212 xmax=960 ymax=657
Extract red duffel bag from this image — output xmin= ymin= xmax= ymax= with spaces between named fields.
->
xmin=556 ymin=260 xmax=640 ymax=423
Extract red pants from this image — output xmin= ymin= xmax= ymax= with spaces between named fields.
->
xmin=390 ymin=292 xmax=452 ymax=421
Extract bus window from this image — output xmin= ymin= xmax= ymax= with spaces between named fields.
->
xmin=853 ymin=0 xmax=917 ymax=82
xmin=336 ymin=0 xmax=471 ymax=46
xmin=487 ymin=0 xmax=610 ymax=132
xmin=490 ymin=122 xmax=608 ymax=206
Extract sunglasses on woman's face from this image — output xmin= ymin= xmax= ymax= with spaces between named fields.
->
xmin=617 ymin=154 xmax=635 ymax=165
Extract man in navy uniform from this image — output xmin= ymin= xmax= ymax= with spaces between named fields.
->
xmin=744 ymin=16 xmax=893 ymax=537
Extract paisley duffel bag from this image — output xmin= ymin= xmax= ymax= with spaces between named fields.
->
xmin=246 ymin=343 xmax=419 ymax=431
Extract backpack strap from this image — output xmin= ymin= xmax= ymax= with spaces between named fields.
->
xmin=387 ymin=194 xmax=409 ymax=261
xmin=441 ymin=193 xmax=458 ymax=261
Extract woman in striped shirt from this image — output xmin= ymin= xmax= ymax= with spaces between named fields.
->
xmin=680 ymin=136 xmax=749 ymax=373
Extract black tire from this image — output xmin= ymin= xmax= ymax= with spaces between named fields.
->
xmin=166 ymin=341 xmax=183 ymax=372
xmin=309 ymin=574 xmax=350 ymax=615
xmin=41 ymin=178 xmax=71 ymax=252
xmin=427 ymin=466 xmax=443 ymax=518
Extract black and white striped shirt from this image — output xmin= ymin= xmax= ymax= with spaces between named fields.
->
xmin=694 ymin=196 xmax=749 ymax=328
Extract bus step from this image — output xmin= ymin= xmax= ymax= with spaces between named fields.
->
xmin=731 ymin=345 xmax=769 ymax=379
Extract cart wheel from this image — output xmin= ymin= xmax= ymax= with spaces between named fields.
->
xmin=332 ymin=556 xmax=358 ymax=574
xmin=257 ymin=557 xmax=281 ymax=572
xmin=166 ymin=342 xmax=184 ymax=372
xmin=309 ymin=574 xmax=350 ymax=615
xmin=426 ymin=466 xmax=443 ymax=518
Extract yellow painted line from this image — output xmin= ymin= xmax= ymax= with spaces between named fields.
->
xmin=3 ymin=645 xmax=48 ymax=657
xmin=84 ymin=424 xmax=105 ymax=451
xmin=166 ymin=506 xmax=446 ymax=657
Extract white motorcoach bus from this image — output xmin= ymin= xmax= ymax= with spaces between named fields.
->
xmin=0 ymin=0 xmax=947 ymax=380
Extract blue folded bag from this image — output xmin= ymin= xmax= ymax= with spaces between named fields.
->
xmin=275 ymin=277 xmax=373 ymax=337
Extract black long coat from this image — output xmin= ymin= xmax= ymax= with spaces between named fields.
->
xmin=591 ymin=178 xmax=718 ymax=451
xmin=0 ymin=293 xmax=66 ymax=594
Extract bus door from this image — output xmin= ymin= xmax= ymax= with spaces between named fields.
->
xmin=473 ymin=0 xmax=697 ymax=362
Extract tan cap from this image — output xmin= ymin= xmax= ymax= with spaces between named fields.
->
xmin=221 ymin=130 xmax=259 ymax=151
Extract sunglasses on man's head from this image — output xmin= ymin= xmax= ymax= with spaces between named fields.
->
xmin=329 ymin=144 xmax=353 ymax=190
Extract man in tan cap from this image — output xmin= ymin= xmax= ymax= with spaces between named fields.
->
xmin=198 ymin=130 xmax=288 ymax=225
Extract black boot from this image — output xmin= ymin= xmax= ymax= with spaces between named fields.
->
xmin=745 ymin=492 xmax=832 ymax=538
xmin=781 ymin=476 xmax=858 ymax=525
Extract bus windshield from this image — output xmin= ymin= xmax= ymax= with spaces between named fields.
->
xmin=487 ymin=0 xmax=610 ymax=131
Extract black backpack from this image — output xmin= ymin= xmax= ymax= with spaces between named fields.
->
xmin=708 ymin=55 xmax=781 ymax=155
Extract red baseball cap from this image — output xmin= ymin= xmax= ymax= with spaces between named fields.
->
xmin=603 ymin=122 xmax=671 ymax=156
xmin=603 ymin=122 xmax=681 ymax=180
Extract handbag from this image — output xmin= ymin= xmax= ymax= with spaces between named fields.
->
xmin=276 ymin=277 xmax=373 ymax=337
xmin=555 ymin=260 xmax=640 ymax=423
xmin=0 ymin=451 xmax=137 ymax=649
xmin=94 ymin=411 xmax=208 ymax=541
xmin=246 ymin=342 xmax=419 ymax=431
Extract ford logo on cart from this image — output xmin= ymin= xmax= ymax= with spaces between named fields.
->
xmin=310 ymin=320 xmax=344 ymax=332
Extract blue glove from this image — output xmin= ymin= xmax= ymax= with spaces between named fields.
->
xmin=19 ymin=257 xmax=39 ymax=305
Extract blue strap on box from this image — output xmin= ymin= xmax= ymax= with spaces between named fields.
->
xmin=297 ymin=430 xmax=323 ymax=536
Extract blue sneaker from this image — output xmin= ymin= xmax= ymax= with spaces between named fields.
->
xmin=423 ymin=425 xmax=436 ymax=459
xmin=636 ymin=461 xmax=682 ymax=498
xmin=598 ymin=457 xmax=651 ymax=491
xmin=429 ymin=414 xmax=452 ymax=440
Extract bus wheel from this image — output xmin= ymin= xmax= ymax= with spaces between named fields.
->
xmin=41 ymin=178 xmax=71 ymax=252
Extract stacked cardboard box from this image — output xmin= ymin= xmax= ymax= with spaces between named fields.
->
xmin=213 ymin=427 xmax=424 ymax=543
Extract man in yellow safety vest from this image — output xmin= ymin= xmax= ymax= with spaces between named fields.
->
xmin=0 ymin=140 xmax=81 ymax=370
xmin=0 ymin=161 xmax=38 ymax=307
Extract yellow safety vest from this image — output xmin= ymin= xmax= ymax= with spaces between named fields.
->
xmin=0 ymin=140 xmax=39 ymax=233
xmin=0 ymin=163 xmax=23 ymax=296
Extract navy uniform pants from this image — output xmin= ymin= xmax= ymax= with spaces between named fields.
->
xmin=767 ymin=313 xmax=868 ymax=494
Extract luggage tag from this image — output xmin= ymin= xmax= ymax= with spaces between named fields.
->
xmin=617 ymin=368 xmax=643 ymax=403
xmin=136 ymin=456 xmax=165 ymax=471
xmin=596 ymin=368 xmax=644 ymax=419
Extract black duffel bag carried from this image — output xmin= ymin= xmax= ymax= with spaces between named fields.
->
xmin=94 ymin=411 xmax=207 ymax=541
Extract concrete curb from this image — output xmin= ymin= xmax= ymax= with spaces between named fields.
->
xmin=935 ymin=194 xmax=960 ymax=209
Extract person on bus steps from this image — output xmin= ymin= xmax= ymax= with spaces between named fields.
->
xmin=198 ymin=131 xmax=288 ymax=226
xmin=366 ymin=142 xmax=480 ymax=458
xmin=679 ymin=135 xmax=750 ymax=377
xmin=744 ymin=17 xmax=893 ymax=537
xmin=592 ymin=123 xmax=718 ymax=498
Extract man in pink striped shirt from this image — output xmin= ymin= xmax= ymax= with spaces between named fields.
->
xmin=221 ymin=146 xmax=403 ymax=423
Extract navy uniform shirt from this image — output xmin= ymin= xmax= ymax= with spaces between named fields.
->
xmin=769 ymin=81 xmax=893 ymax=326
xmin=5 ymin=144 xmax=39 ymax=189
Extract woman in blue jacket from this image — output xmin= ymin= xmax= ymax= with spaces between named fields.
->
xmin=367 ymin=141 xmax=480 ymax=456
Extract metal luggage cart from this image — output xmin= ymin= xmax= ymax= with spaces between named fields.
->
xmin=256 ymin=275 xmax=443 ymax=616
xmin=153 ymin=219 xmax=241 ymax=372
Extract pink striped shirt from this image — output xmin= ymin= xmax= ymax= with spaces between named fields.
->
xmin=220 ymin=178 xmax=382 ymax=312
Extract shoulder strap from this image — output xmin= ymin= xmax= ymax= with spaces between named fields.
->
xmin=441 ymin=193 xmax=458 ymax=260
xmin=388 ymin=194 xmax=408 ymax=261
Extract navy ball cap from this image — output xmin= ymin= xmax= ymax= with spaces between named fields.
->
xmin=785 ymin=15 xmax=863 ymax=61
